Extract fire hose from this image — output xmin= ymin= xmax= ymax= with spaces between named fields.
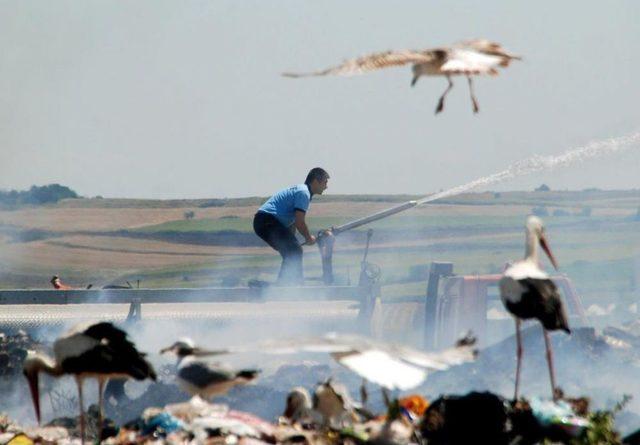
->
xmin=304 ymin=200 xmax=419 ymax=284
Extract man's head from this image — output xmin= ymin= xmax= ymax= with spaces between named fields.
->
xmin=305 ymin=167 xmax=329 ymax=195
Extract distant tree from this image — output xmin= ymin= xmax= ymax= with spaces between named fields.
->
xmin=0 ymin=184 xmax=78 ymax=206
xmin=0 ymin=189 xmax=19 ymax=206
xmin=535 ymin=184 xmax=551 ymax=192
xmin=635 ymin=207 xmax=640 ymax=221
xmin=493 ymin=192 xmax=501 ymax=199
xmin=184 ymin=210 xmax=195 ymax=220
xmin=532 ymin=206 xmax=549 ymax=217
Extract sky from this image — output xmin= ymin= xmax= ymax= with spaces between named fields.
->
xmin=1 ymin=1 xmax=639 ymax=199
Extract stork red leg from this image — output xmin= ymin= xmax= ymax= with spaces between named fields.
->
xmin=98 ymin=377 xmax=106 ymax=441
xmin=76 ymin=377 xmax=86 ymax=445
xmin=467 ymin=76 xmax=479 ymax=114
xmin=543 ymin=329 xmax=559 ymax=400
xmin=514 ymin=319 xmax=523 ymax=400
xmin=435 ymin=75 xmax=454 ymax=114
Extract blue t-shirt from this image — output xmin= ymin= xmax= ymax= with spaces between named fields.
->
xmin=258 ymin=184 xmax=311 ymax=227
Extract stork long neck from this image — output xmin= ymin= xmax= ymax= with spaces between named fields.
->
xmin=26 ymin=353 xmax=64 ymax=377
xmin=524 ymin=230 xmax=539 ymax=263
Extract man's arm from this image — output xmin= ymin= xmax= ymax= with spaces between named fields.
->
xmin=294 ymin=210 xmax=316 ymax=245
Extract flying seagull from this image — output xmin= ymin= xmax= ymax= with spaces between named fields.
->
xmin=283 ymin=39 xmax=521 ymax=114
xmin=249 ymin=331 xmax=477 ymax=391
xmin=161 ymin=338 xmax=260 ymax=400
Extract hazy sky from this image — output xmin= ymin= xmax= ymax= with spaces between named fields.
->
xmin=1 ymin=1 xmax=639 ymax=199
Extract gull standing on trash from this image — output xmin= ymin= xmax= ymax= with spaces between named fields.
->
xmin=161 ymin=338 xmax=260 ymax=400
xmin=23 ymin=322 xmax=156 ymax=443
xmin=282 ymin=387 xmax=324 ymax=425
xmin=499 ymin=216 xmax=570 ymax=401
xmin=283 ymin=39 xmax=521 ymax=114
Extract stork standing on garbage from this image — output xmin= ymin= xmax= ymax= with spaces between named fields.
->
xmin=23 ymin=322 xmax=156 ymax=443
xmin=499 ymin=216 xmax=570 ymax=401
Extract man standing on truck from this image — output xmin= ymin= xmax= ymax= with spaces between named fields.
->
xmin=253 ymin=168 xmax=329 ymax=285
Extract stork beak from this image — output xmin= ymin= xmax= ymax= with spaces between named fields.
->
xmin=539 ymin=235 xmax=558 ymax=270
xmin=25 ymin=371 xmax=41 ymax=424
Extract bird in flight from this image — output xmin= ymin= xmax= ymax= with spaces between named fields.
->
xmin=283 ymin=39 xmax=521 ymax=114
xmin=161 ymin=338 xmax=260 ymax=400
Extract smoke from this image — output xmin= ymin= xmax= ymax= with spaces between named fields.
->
xmin=2 ymin=132 xmax=639 ymax=428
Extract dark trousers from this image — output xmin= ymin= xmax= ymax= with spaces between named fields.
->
xmin=253 ymin=212 xmax=303 ymax=284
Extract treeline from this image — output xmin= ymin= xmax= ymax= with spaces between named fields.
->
xmin=0 ymin=184 xmax=79 ymax=206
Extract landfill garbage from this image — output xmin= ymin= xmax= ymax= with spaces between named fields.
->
xmin=420 ymin=391 xmax=511 ymax=445
xmin=6 ymin=321 xmax=640 ymax=443
xmin=529 ymin=396 xmax=591 ymax=437
xmin=139 ymin=411 xmax=183 ymax=436
xmin=0 ymin=331 xmax=41 ymax=377
xmin=399 ymin=395 xmax=429 ymax=422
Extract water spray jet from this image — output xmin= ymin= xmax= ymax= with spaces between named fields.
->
xmin=315 ymin=132 xmax=640 ymax=283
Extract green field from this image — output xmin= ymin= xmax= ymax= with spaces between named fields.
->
xmin=0 ymin=190 xmax=638 ymax=309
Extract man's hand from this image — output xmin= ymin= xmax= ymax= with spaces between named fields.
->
xmin=305 ymin=235 xmax=317 ymax=246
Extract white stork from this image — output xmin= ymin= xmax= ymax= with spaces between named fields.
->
xmin=160 ymin=338 xmax=259 ymax=400
xmin=283 ymin=39 xmax=521 ymax=114
xmin=22 ymin=321 xmax=156 ymax=443
xmin=499 ymin=216 xmax=570 ymax=401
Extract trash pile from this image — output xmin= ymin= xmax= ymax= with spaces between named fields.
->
xmin=5 ymin=323 xmax=640 ymax=443
xmin=0 ymin=383 xmax=625 ymax=445
xmin=0 ymin=330 xmax=42 ymax=377
xmin=423 ymin=326 xmax=640 ymax=421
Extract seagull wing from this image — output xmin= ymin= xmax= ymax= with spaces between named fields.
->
xmin=283 ymin=49 xmax=435 ymax=78
xmin=234 ymin=332 xmax=475 ymax=390
xmin=331 ymin=349 xmax=426 ymax=391
xmin=252 ymin=333 xmax=355 ymax=354
xmin=395 ymin=338 xmax=478 ymax=370
xmin=178 ymin=361 xmax=235 ymax=389
xmin=456 ymin=39 xmax=522 ymax=64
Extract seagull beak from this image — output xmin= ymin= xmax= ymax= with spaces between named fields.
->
xmin=25 ymin=371 xmax=41 ymax=424
xmin=159 ymin=346 xmax=174 ymax=354
xmin=539 ymin=234 xmax=559 ymax=270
